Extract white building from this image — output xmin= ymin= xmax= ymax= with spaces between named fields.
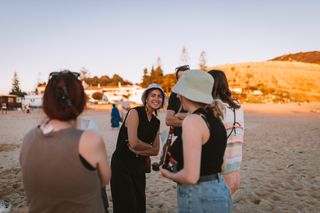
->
xmin=85 ymin=83 xmax=144 ymax=104
xmin=22 ymin=95 xmax=43 ymax=107
xmin=230 ymin=87 xmax=242 ymax=94
xmin=32 ymin=82 xmax=144 ymax=106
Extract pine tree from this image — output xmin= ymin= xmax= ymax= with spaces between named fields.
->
xmin=10 ymin=72 xmax=25 ymax=97
xmin=141 ymin=68 xmax=151 ymax=87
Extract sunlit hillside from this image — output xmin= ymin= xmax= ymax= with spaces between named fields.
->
xmin=271 ymin=51 xmax=320 ymax=65
xmin=208 ymin=61 xmax=320 ymax=102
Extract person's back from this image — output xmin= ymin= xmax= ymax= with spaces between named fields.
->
xmin=20 ymin=127 xmax=104 ymax=213
xmin=20 ymin=70 xmax=110 ymax=213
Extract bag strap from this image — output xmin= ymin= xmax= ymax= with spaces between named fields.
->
xmin=227 ymin=107 xmax=241 ymax=139
xmin=122 ymin=108 xmax=132 ymax=124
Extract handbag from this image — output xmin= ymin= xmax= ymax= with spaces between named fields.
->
xmin=144 ymin=156 xmax=151 ymax=173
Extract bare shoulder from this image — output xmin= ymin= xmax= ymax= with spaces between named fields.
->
xmin=126 ymin=108 xmax=139 ymax=124
xmin=183 ymin=114 xmax=208 ymax=131
xmin=80 ymin=130 xmax=104 ymax=148
xmin=184 ymin=113 xmax=203 ymax=124
xmin=127 ymin=108 xmax=138 ymax=117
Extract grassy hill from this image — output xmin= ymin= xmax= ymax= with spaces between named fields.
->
xmin=271 ymin=51 xmax=320 ymax=65
xmin=208 ymin=61 xmax=320 ymax=102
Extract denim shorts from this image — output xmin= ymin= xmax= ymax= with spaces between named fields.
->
xmin=177 ymin=174 xmax=232 ymax=213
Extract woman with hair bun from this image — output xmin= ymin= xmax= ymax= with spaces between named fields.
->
xmin=20 ymin=70 xmax=111 ymax=213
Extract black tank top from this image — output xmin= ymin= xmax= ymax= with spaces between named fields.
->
xmin=193 ymin=108 xmax=227 ymax=176
xmin=114 ymin=106 xmax=160 ymax=159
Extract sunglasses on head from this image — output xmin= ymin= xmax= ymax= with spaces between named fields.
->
xmin=175 ymin=65 xmax=190 ymax=72
xmin=49 ymin=70 xmax=80 ymax=80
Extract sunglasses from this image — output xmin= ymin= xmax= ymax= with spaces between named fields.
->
xmin=175 ymin=65 xmax=190 ymax=72
xmin=49 ymin=70 xmax=80 ymax=80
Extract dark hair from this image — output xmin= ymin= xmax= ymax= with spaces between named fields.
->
xmin=143 ymin=88 xmax=165 ymax=116
xmin=208 ymin=70 xmax=240 ymax=109
xmin=43 ymin=70 xmax=86 ymax=121
xmin=175 ymin=65 xmax=190 ymax=80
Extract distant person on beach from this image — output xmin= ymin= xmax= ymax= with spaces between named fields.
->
xmin=1 ymin=103 xmax=7 ymax=114
xmin=110 ymin=83 xmax=165 ymax=213
xmin=25 ymin=103 xmax=30 ymax=114
xmin=20 ymin=70 xmax=111 ymax=213
xmin=165 ymin=65 xmax=190 ymax=171
xmin=110 ymin=104 xmax=121 ymax=128
xmin=160 ymin=70 xmax=232 ymax=213
xmin=208 ymin=69 xmax=244 ymax=196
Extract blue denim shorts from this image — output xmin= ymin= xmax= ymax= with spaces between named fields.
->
xmin=177 ymin=174 xmax=232 ymax=213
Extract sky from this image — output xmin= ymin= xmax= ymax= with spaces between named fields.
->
xmin=0 ymin=0 xmax=319 ymax=94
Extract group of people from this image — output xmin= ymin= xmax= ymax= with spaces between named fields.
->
xmin=20 ymin=67 xmax=244 ymax=213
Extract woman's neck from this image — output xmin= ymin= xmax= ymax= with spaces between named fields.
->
xmin=46 ymin=119 xmax=75 ymax=130
xmin=145 ymin=105 xmax=154 ymax=120
xmin=40 ymin=119 xmax=76 ymax=135
xmin=187 ymin=102 xmax=204 ymax=114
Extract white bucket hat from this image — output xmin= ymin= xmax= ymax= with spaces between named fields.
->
xmin=172 ymin=69 xmax=214 ymax=104
xmin=141 ymin=83 xmax=166 ymax=108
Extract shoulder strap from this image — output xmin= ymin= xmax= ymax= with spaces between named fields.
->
xmin=194 ymin=111 xmax=210 ymax=130
xmin=227 ymin=107 xmax=241 ymax=139
xmin=122 ymin=108 xmax=133 ymax=124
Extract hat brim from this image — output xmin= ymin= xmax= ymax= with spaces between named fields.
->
xmin=173 ymin=86 xmax=213 ymax=104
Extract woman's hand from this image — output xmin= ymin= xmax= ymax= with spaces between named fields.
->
xmin=160 ymin=166 xmax=173 ymax=180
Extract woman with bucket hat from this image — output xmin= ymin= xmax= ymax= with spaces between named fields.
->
xmin=110 ymin=83 xmax=166 ymax=213
xmin=160 ymin=70 xmax=232 ymax=213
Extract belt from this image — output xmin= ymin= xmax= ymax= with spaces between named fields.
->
xmin=198 ymin=174 xmax=219 ymax=183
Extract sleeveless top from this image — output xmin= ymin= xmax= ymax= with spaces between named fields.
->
xmin=193 ymin=108 xmax=227 ymax=176
xmin=20 ymin=127 xmax=104 ymax=213
xmin=113 ymin=106 xmax=160 ymax=160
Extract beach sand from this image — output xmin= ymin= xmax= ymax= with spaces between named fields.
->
xmin=0 ymin=103 xmax=320 ymax=212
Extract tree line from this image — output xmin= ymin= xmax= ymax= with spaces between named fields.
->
xmin=10 ymin=47 xmax=208 ymax=96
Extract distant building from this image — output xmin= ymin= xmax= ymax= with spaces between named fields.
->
xmin=230 ymin=87 xmax=242 ymax=94
xmin=32 ymin=82 xmax=145 ymax=106
xmin=22 ymin=95 xmax=43 ymax=107
xmin=253 ymin=90 xmax=263 ymax=95
xmin=85 ymin=83 xmax=144 ymax=104
xmin=0 ymin=95 xmax=21 ymax=110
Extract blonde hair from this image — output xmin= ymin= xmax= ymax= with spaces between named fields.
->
xmin=205 ymin=99 xmax=226 ymax=120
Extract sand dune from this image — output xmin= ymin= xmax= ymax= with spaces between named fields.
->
xmin=0 ymin=103 xmax=320 ymax=212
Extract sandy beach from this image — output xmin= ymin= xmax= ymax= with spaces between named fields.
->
xmin=1 ymin=103 xmax=320 ymax=212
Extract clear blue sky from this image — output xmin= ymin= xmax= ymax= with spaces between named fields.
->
xmin=0 ymin=0 xmax=319 ymax=93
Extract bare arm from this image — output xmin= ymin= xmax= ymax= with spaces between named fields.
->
xmin=126 ymin=109 xmax=153 ymax=151
xmin=166 ymin=109 xmax=186 ymax=127
xmin=79 ymin=130 xmax=111 ymax=186
xmin=160 ymin=114 xmax=209 ymax=184
xmin=135 ymin=130 xmax=160 ymax=156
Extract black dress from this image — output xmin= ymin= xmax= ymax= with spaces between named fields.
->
xmin=110 ymin=106 xmax=160 ymax=213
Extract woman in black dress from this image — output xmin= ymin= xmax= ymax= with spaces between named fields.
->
xmin=110 ymin=83 xmax=166 ymax=213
